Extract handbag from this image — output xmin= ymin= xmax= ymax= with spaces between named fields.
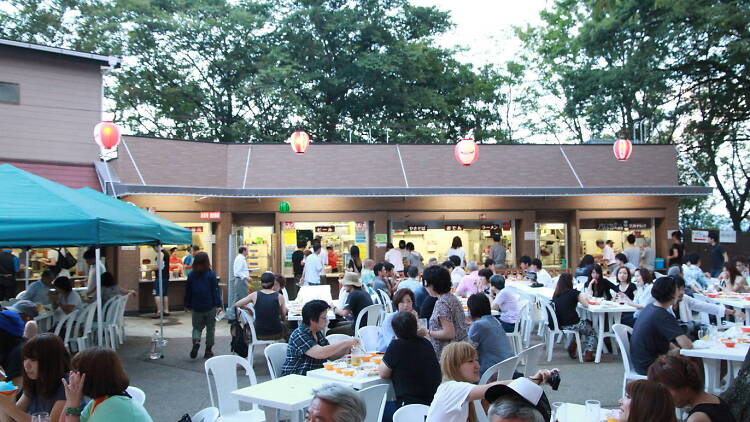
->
xmin=56 ymin=248 xmax=78 ymax=270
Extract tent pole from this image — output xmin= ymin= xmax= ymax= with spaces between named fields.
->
xmin=158 ymin=244 xmax=165 ymax=356
xmin=95 ymin=248 xmax=104 ymax=346
xmin=24 ymin=247 xmax=30 ymax=290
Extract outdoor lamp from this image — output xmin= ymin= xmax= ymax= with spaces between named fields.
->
xmin=94 ymin=121 xmax=122 ymax=150
xmin=455 ymin=138 xmax=479 ymax=166
xmin=289 ymin=130 xmax=310 ymax=154
xmin=613 ymin=138 xmax=633 ymax=161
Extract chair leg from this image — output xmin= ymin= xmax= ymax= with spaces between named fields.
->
xmin=546 ymin=332 xmax=554 ymax=362
xmin=574 ymin=332 xmax=583 ymax=363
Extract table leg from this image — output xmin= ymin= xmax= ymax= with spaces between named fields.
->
xmin=263 ymin=407 xmax=279 ymax=422
xmin=595 ymin=313 xmax=605 ymax=363
xmin=703 ymin=359 xmax=721 ymax=395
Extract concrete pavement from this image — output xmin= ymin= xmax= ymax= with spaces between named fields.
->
xmin=118 ymin=313 xmax=626 ymax=421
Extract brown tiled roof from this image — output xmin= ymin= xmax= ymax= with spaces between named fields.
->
xmin=104 ymin=136 xmax=709 ymax=197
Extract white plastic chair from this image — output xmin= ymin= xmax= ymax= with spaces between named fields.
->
xmin=264 ymin=343 xmax=288 ymax=379
xmin=192 ymin=407 xmax=219 ymax=422
xmin=479 ymin=355 xmax=519 ymax=384
xmin=516 ymin=343 xmax=545 ymax=377
xmin=114 ymin=293 xmax=131 ymax=344
xmin=326 ymin=333 xmax=353 ymax=345
xmin=506 ymin=300 xmax=528 ymax=354
xmin=126 ymin=386 xmax=145 ymax=405
xmin=354 ymin=304 xmax=384 ymax=336
xmin=357 ymin=384 xmax=389 ymax=422
xmin=281 ymin=287 xmax=289 ymax=303
xmin=73 ymin=302 xmax=98 ymax=352
xmin=542 ymin=301 xmax=583 ymax=363
xmin=238 ymin=308 xmax=283 ymax=367
xmin=357 ymin=326 xmax=380 ymax=352
xmin=393 ymin=403 xmax=429 ymax=422
xmin=54 ymin=309 xmax=80 ymax=352
xmin=376 ymin=289 xmax=393 ymax=313
xmin=15 ymin=290 xmax=25 ymax=299
xmin=204 ymin=355 xmax=265 ymax=422
xmin=101 ymin=295 xmax=124 ymax=349
xmin=473 ymin=400 xmax=490 ymax=422
xmin=612 ymin=324 xmax=647 ymax=396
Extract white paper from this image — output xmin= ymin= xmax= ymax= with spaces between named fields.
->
xmin=120 ymin=246 xmax=136 ymax=251
xmin=524 ymin=231 xmax=537 ymax=241
xmin=720 ymin=229 xmax=736 ymax=243
xmin=691 ymin=230 xmax=709 ymax=243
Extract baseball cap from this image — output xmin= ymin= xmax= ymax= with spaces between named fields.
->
xmin=485 ymin=377 xmax=551 ymax=421
xmin=0 ymin=310 xmax=25 ymax=338
xmin=7 ymin=300 xmax=39 ymax=318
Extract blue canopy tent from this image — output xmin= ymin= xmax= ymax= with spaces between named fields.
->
xmin=0 ymin=164 xmax=192 ymax=346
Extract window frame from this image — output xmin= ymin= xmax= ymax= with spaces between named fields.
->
xmin=0 ymin=81 xmax=20 ymax=104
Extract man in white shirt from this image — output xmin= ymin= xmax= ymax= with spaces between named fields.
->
xmin=597 ymin=240 xmax=617 ymax=273
xmin=312 ymin=237 xmax=328 ymax=283
xmin=384 ymin=242 xmax=404 ymax=274
xmin=303 ymin=243 xmax=324 ymax=286
xmin=230 ymin=246 xmax=251 ymax=320
xmin=83 ymin=249 xmax=106 ymax=295
xmin=530 ymin=258 xmax=553 ymax=287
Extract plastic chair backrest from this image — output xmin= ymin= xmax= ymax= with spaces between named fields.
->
xmin=393 ymin=404 xmax=429 ymax=422
xmin=126 ymin=386 xmax=146 ymax=405
xmin=264 ymin=343 xmax=288 ymax=379
xmin=238 ymin=308 xmax=259 ymax=343
xmin=519 ymin=343 xmax=545 ymax=376
xmin=80 ymin=301 xmax=99 ymax=338
xmin=355 ymin=304 xmax=384 ymax=335
xmin=376 ymin=289 xmax=392 ymax=313
xmin=326 ymin=334 xmax=353 ymax=345
xmin=54 ymin=309 xmax=78 ymax=336
xmin=479 ymin=355 xmax=519 ymax=384
xmin=357 ymin=326 xmax=380 ymax=351
xmin=281 ymin=288 xmax=289 ymax=303
xmin=513 ymin=300 xmax=529 ymax=335
xmin=192 ymin=407 xmax=219 ymax=422
xmin=15 ymin=290 xmax=25 ymax=299
xmin=542 ymin=301 xmax=559 ymax=332
xmin=612 ymin=324 xmax=635 ymax=373
xmin=204 ymin=355 xmax=258 ymax=415
xmin=357 ymin=384 xmax=389 ymax=422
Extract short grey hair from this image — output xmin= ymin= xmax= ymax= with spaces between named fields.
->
xmin=311 ymin=383 xmax=366 ymax=422
xmin=488 ymin=397 xmax=544 ymax=422
xmin=467 ymin=261 xmax=479 ymax=271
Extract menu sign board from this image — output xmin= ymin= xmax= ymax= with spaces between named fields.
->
xmin=200 ymin=211 xmax=221 ymax=220
xmin=408 ymin=225 xmax=428 ymax=232
xmin=445 ymin=224 xmax=464 ymax=231
xmin=355 ymin=222 xmax=366 ymax=232
xmin=283 ymin=222 xmax=295 ymax=230
xmin=596 ymin=219 xmax=648 ymax=231
xmin=315 ymin=226 xmax=336 ymax=233
xmin=480 ymin=224 xmax=500 ymax=231
xmin=185 ymin=226 xmax=204 ymax=233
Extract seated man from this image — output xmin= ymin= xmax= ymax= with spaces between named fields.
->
xmin=281 ymin=300 xmax=359 ymax=376
xmin=5 ymin=300 xmax=39 ymax=338
xmin=372 ymin=262 xmax=389 ymax=293
xmin=330 ymin=272 xmax=373 ymax=336
xmin=468 ymin=293 xmax=514 ymax=376
xmin=630 ymin=276 xmax=693 ymax=375
xmin=671 ymin=274 xmax=743 ymax=340
xmin=20 ymin=269 xmax=53 ymax=305
xmin=233 ymin=272 xmax=288 ymax=340
xmin=485 ymin=378 xmax=550 ymax=422
xmin=455 ymin=261 xmax=481 ymax=297
xmin=307 ymin=383 xmax=366 ymax=422
xmin=529 ymin=258 xmax=553 ymax=287
xmin=397 ymin=266 xmax=422 ymax=293
xmin=683 ymin=253 xmax=711 ymax=291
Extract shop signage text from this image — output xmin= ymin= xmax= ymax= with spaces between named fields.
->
xmin=315 ymin=226 xmax=336 ymax=233
xmin=185 ymin=226 xmax=203 ymax=233
xmin=480 ymin=224 xmax=500 ymax=231
xmin=595 ymin=219 xmax=648 ymax=231
xmin=445 ymin=224 xmax=464 ymax=231
xmin=408 ymin=225 xmax=428 ymax=232
xmin=355 ymin=222 xmax=366 ymax=232
xmin=283 ymin=222 xmax=295 ymax=230
xmin=691 ymin=230 xmax=709 ymax=243
xmin=200 ymin=211 xmax=221 ymax=220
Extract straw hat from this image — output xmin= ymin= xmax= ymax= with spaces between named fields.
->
xmin=340 ymin=272 xmax=362 ymax=287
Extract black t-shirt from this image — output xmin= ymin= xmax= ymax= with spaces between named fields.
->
xmin=669 ymin=243 xmax=684 ymax=267
xmin=550 ymin=289 xmax=581 ymax=328
xmin=689 ymin=397 xmax=738 ymax=422
xmin=616 ymin=282 xmax=637 ymax=301
xmin=419 ymin=296 xmax=438 ymax=321
xmin=630 ymin=304 xmax=685 ymax=375
xmin=585 ymin=278 xmax=616 ymax=300
xmin=383 ymin=337 xmax=441 ymax=405
xmin=291 ymin=250 xmax=305 ymax=277
xmin=345 ymin=289 xmax=373 ymax=327
xmin=710 ymin=243 xmax=726 ymax=271
xmin=1 ymin=339 xmax=25 ymax=381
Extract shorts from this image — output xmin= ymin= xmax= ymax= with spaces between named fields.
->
xmin=152 ymin=277 xmax=169 ymax=297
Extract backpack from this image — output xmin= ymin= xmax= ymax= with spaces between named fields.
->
xmin=229 ymin=317 xmax=249 ymax=358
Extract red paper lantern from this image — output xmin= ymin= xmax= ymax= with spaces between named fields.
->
xmin=454 ymin=138 xmax=479 ymax=166
xmin=289 ymin=130 xmax=310 ymax=154
xmin=94 ymin=121 xmax=122 ymax=150
xmin=613 ymin=138 xmax=633 ymax=161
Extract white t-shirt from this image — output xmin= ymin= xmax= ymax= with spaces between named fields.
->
xmin=384 ymin=248 xmax=404 ymax=272
xmin=451 ymin=267 xmax=466 ymax=288
xmin=536 ymin=269 xmax=553 ymax=287
xmin=86 ymin=261 xmax=106 ymax=294
xmin=426 ymin=381 xmax=473 ymax=422
xmin=446 ymin=248 xmax=466 ymax=266
xmin=603 ymin=246 xmax=616 ymax=265
xmin=303 ymin=253 xmax=323 ymax=285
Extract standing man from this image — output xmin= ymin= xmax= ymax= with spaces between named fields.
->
xmin=312 ymin=237 xmax=328 ymax=284
xmin=708 ymin=232 xmax=729 ymax=278
xmin=384 ymin=243 xmax=404 ymax=275
xmin=326 ymin=246 xmax=339 ymax=273
xmin=151 ymin=246 xmax=171 ymax=318
xmin=230 ymin=246 xmax=251 ymax=320
xmin=83 ymin=248 xmax=107 ymax=297
xmin=302 ymin=243 xmax=324 ymax=286
xmin=596 ymin=240 xmax=617 ymax=273
xmin=490 ymin=233 xmax=507 ymax=269
xmin=182 ymin=245 xmax=199 ymax=277
xmin=292 ymin=241 xmax=306 ymax=287
xmin=0 ymin=248 xmax=19 ymax=301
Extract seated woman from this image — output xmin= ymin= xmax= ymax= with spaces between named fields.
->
xmin=425 ymin=341 xmax=556 ymax=422
xmin=488 ymin=275 xmax=520 ymax=333
xmin=467 ymin=293 xmax=513 ymax=377
xmin=377 ymin=288 xmax=427 ymax=352
xmin=551 ymin=273 xmax=597 ymax=362
xmin=424 ymin=266 xmax=468 ymax=359
xmin=0 ymin=334 xmax=71 ymax=422
xmin=619 ymin=379 xmax=677 ymax=422
xmin=52 ymin=276 xmax=82 ymax=322
xmin=234 ymin=272 xmax=288 ymax=340
xmin=614 ymin=266 xmax=637 ymax=300
xmin=721 ymin=262 xmax=748 ymax=293
xmin=620 ymin=267 xmax=654 ymax=326
xmin=281 ymin=300 xmax=359 ymax=376
xmin=575 ymin=255 xmax=595 ymax=279
xmin=585 ymin=264 xmax=617 ymax=300
xmin=648 ymin=355 xmax=737 ymax=422
xmin=87 ymin=272 xmax=135 ymax=305
xmin=378 ymin=311 xmax=441 ymax=422
xmin=62 ymin=346 xmax=153 ymax=422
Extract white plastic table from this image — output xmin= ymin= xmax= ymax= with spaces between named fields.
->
xmin=710 ymin=296 xmax=750 ymax=324
xmin=306 ymin=367 xmax=391 ymax=390
xmin=287 ymin=300 xmax=338 ymax=322
xmin=554 ymin=402 xmax=611 ymax=421
xmin=232 ymin=374 xmax=337 ymax=422
xmin=584 ymin=302 xmax=636 ymax=363
xmin=681 ymin=341 xmax=748 ymax=394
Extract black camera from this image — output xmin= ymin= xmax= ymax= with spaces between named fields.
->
xmin=546 ymin=371 xmax=561 ymax=391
